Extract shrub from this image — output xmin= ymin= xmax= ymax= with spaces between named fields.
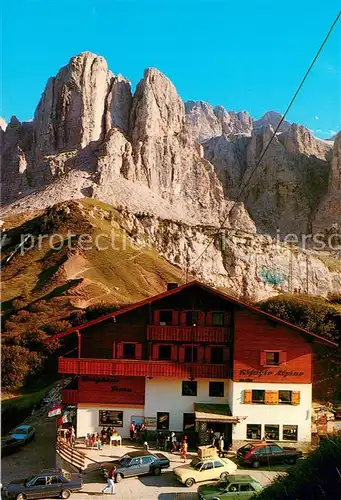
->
xmin=85 ymin=303 xmax=120 ymax=321
xmin=41 ymin=320 xmax=71 ymax=335
xmin=68 ymin=309 xmax=87 ymax=326
xmin=1 ymin=345 xmax=44 ymax=390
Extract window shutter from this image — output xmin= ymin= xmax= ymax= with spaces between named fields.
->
xmin=179 ymin=346 xmax=185 ymax=362
xmin=116 ymin=342 xmax=123 ymax=359
xmin=180 ymin=312 xmax=187 ymax=325
xmin=199 ymin=312 xmax=205 ymax=325
xmin=206 ymin=312 xmax=213 ymax=325
xmin=198 ymin=346 xmax=205 ymax=362
xmin=292 ymin=391 xmax=300 ymax=405
xmin=205 ymin=346 xmax=211 ymax=362
xmin=152 ymin=345 xmax=159 ymax=360
xmin=171 ymin=345 xmax=178 ymax=361
xmin=154 ymin=310 xmax=160 ymax=324
xmin=244 ymin=389 xmax=252 ymax=404
xmin=265 ymin=391 xmax=278 ymax=404
xmin=260 ymin=351 xmax=266 ymax=366
xmin=172 ymin=311 xmax=179 ymax=325
xmin=279 ymin=351 xmax=287 ymax=364
xmin=135 ymin=343 xmax=142 ymax=360
xmin=223 ymin=348 xmax=230 ymax=361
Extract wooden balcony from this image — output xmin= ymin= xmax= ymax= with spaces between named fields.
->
xmin=59 ymin=357 xmax=231 ymax=379
xmin=147 ymin=325 xmax=229 ymax=342
xmin=61 ymin=389 xmax=79 ymax=405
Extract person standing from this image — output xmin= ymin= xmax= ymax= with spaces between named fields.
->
xmin=102 ymin=466 xmax=116 ymax=495
xmin=180 ymin=438 xmax=188 ymax=462
xmin=218 ymin=435 xmax=224 ymax=457
xmin=130 ymin=421 xmax=135 ymax=441
xmin=171 ymin=432 xmax=177 ymax=452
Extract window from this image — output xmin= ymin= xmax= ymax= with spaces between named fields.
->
xmin=201 ymin=462 xmax=213 ymax=470
xmin=130 ymin=458 xmax=141 ymax=466
xmin=265 ymin=351 xmax=280 ymax=366
xmin=211 ymin=347 xmax=224 ymax=363
xmin=246 ymin=424 xmax=261 ymax=440
xmin=159 ymin=310 xmax=173 ymax=325
xmin=283 ymin=425 xmax=298 ymax=441
xmin=265 ymin=425 xmax=280 ymax=440
xmin=240 ymin=484 xmax=255 ymax=492
xmin=279 ymin=390 xmax=292 ymax=404
xmin=186 ymin=311 xmax=199 ymax=325
xmin=182 ymin=381 xmax=197 ymax=396
xmin=252 ymin=390 xmax=265 ymax=404
xmin=183 ymin=413 xmax=195 ymax=431
xmin=99 ymin=410 xmax=123 ymax=427
xmin=141 ymin=456 xmax=154 ymax=465
xmin=158 ymin=345 xmax=172 ymax=360
xmin=123 ymin=343 xmax=136 ymax=359
xmin=209 ymin=381 xmax=224 ymax=397
xmin=157 ymin=412 xmax=169 ymax=430
xmin=269 ymin=445 xmax=282 ymax=454
xmin=229 ymin=484 xmax=239 ymax=492
xmin=184 ymin=345 xmax=198 ymax=363
xmin=33 ymin=478 xmax=46 ymax=486
xmin=212 ymin=312 xmax=224 ymax=326
xmin=46 ymin=476 xmax=61 ymax=485
xmin=214 ymin=460 xmax=224 ymax=468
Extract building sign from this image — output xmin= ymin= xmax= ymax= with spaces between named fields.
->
xmin=239 ymin=369 xmax=304 ymax=378
xmin=99 ymin=410 xmax=123 ymax=427
xmin=78 ymin=376 xmax=145 ymax=405
xmin=144 ymin=417 xmax=157 ymax=430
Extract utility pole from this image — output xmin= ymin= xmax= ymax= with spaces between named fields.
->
xmin=289 ymin=243 xmax=293 ymax=293
xmin=306 ymin=255 xmax=309 ymax=294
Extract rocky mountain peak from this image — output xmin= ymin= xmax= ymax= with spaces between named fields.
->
xmin=280 ymin=123 xmax=332 ymax=160
xmin=253 ymin=110 xmax=290 ymax=132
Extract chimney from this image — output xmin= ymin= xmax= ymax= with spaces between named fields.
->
xmin=167 ymin=282 xmax=178 ymax=291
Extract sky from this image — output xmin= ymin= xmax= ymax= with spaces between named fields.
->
xmin=1 ymin=0 xmax=341 ymax=139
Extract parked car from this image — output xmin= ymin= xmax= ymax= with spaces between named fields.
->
xmin=10 ymin=425 xmax=35 ymax=444
xmin=100 ymin=450 xmax=170 ymax=482
xmin=1 ymin=437 xmax=24 ymax=457
xmin=198 ymin=475 xmax=263 ymax=499
xmin=237 ymin=442 xmax=302 ymax=468
xmin=173 ymin=456 xmax=237 ymax=487
xmin=1 ymin=471 xmax=82 ymax=499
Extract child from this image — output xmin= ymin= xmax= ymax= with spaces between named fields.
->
xmin=143 ymin=441 xmax=149 ymax=451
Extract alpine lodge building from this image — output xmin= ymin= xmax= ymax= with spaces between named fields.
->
xmin=46 ymin=281 xmax=336 ymax=451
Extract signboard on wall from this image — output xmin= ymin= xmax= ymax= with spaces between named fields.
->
xmin=79 ymin=376 xmax=145 ymax=405
xmin=99 ymin=410 xmax=123 ymax=427
xmin=144 ymin=417 xmax=157 ymax=429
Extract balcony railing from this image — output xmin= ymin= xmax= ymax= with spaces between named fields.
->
xmin=147 ymin=325 xmax=229 ymax=342
xmin=59 ymin=357 xmax=231 ymax=379
xmin=61 ymin=389 xmax=79 ymax=405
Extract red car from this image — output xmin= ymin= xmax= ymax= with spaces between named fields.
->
xmin=237 ymin=442 xmax=302 ymax=468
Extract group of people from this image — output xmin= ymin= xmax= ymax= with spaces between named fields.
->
xmin=129 ymin=421 xmax=146 ymax=442
xmin=155 ymin=432 xmax=188 ymax=461
xmin=86 ymin=427 xmax=120 ymax=450
xmin=206 ymin=429 xmax=231 ymax=457
xmin=57 ymin=425 xmax=76 ymax=447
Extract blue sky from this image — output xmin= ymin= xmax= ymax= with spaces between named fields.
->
xmin=2 ymin=0 xmax=340 ymax=138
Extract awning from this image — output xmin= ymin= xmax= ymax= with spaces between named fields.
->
xmin=194 ymin=403 xmax=240 ymax=424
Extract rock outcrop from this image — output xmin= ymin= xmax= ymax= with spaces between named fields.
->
xmin=253 ymin=110 xmax=290 ymax=132
xmin=204 ymin=124 xmax=333 ymax=236
xmin=313 ymin=132 xmax=341 ymax=233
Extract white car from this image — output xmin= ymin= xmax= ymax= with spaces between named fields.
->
xmin=173 ymin=456 xmax=238 ymax=487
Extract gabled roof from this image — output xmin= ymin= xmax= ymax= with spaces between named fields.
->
xmin=43 ymin=280 xmax=337 ymax=346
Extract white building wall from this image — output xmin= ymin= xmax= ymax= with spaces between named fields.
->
xmin=144 ymin=377 xmax=232 ymax=431
xmin=231 ymin=382 xmax=312 ymax=446
xmin=76 ymin=405 xmax=144 ymax=439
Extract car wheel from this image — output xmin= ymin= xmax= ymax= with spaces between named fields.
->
xmin=61 ymin=490 xmax=71 ymax=499
xmin=220 ymin=472 xmax=229 ymax=480
xmin=252 ymin=460 xmax=260 ymax=468
xmin=16 ymin=494 xmax=26 ymax=500
xmin=185 ymin=477 xmax=195 ymax=487
xmin=287 ymin=457 xmax=296 ymax=465
xmin=153 ymin=467 xmax=161 ymax=476
xmin=115 ymin=473 xmax=123 ymax=483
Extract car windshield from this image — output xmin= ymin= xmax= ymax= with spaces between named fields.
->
xmin=119 ymin=456 xmax=132 ymax=466
xmin=190 ymin=458 xmax=203 ymax=470
xmin=12 ymin=428 xmax=27 ymax=434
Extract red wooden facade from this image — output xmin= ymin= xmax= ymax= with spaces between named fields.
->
xmin=146 ymin=325 xmax=230 ymax=342
xmin=233 ymin=310 xmax=313 ymax=384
